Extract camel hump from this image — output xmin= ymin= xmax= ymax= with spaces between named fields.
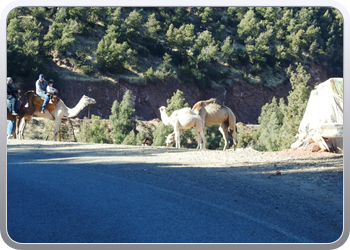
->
xmin=204 ymin=98 xmax=221 ymax=106
xmin=192 ymin=98 xmax=222 ymax=112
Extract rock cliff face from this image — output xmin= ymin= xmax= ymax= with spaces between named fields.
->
xmin=59 ymin=64 xmax=332 ymax=124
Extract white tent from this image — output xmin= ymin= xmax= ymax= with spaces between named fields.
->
xmin=291 ymin=78 xmax=343 ymax=152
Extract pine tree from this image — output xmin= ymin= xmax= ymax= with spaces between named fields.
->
xmin=109 ymin=90 xmax=136 ymax=144
xmin=165 ymin=89 xmax=189 ymax=114
xmin=254 ymin=97 xmax=284 ymax=151
xmin=279 ymin=63 xmax=311 ymax=149
xmin=254 ymin=63 xmax=311 ymax=151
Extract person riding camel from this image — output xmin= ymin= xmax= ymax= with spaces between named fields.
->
xmin=46 ymin=79 xmax=58 ymax=103
xmin=7 ymin=77 xmax=21 ymax=116
xmin=35 ymin=74 xmax=49 ymax=113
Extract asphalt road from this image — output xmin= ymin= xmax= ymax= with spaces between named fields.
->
xmin=6 ymin=141 xmax=343 ymax=244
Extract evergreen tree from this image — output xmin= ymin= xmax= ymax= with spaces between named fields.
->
xmin=144 ymin=13 xmax=161 ymax=39
xmin=166 ymin=89 xmax=189 ymax=114
xmin=7 ymin=17 xmax=46 ymax=83
xmin=254 ymin=63 xmax=311 ymax=151
xmin=124 ymin=9 xmax=143 ymax=42
xmin=43 ymin=19 xmax=78 ymax=54
xmin=278 ymin=63 xmax=311 ymax=149
xmin=166 ymin=23 xmax=195 ymax=62
xmin=221 ymin=36 xmax=236 ymax=65
xmin=109 ymin=90 xmax=136 ymax=144
xmin=254 ymin=97 xmax=284 ymax=151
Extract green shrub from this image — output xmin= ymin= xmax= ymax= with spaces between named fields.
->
xmin=152 ymin=121 xmax=173 ymax=146
xmin=77 ymin=115 xmax=112 ymax=144
xmin=236 ymin=124 xmax=258 ymax=148
xmin=80 ymin=65 xmax=94 ymax=75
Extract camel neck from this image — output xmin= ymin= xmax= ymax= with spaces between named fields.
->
xmin=160 ymin=110 xmax=170 ymax=126
xmin=66 ymin=97 xmax=87 ymax=118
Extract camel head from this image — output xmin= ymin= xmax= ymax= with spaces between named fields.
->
xmin=159 ymin=106 xmax=167 ymax=112
xmin=82 ymin=95 xmax=96 ymax=106
xmin=165 ymin=133 xmax=175 ymax=147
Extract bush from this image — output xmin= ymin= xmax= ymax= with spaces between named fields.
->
xmin=152 ymin=121 xmax=173 ymax=146
xmin=204 ymin=124 xmax=224 ymax=150
xmin=77 ymin=115 xmax=112 ymax=143
xmin=236 ymin=124 xmax=258 ymax=148
xmin=80 ymin=65 xmax=94 ymax=75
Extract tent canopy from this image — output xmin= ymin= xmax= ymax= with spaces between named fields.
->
xmin=291 ymin=78 xmax=343 ymax=152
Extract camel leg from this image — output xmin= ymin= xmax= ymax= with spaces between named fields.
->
xmin=175 ymin=130 xmax=181 ymax=148
xmin=15 ymin=117 xmax=20 ymax=139
xmin=54 ymin=114 xmax=64 ymax=141
xmin=201 ymin=130 xmax=206 ymax=150
xmin=229 ymin=126 xmax=238 ymax=151
xmin=197 ymin=131 xmax=206 ymax=150
xmin=194 ymin=129 xmax=202 ymax=149
xmin=18 ymin=116 xmax=32 ymax=140
xmin=173 ymin=124 xmax=180 ymax=148
xmin=195 ymin=124 xmax=206 ymax=150
xmin=219 ymin=123 xmax=229 ymax=151
xmin=17 ymin=118 xmax=24 ymax=139
xmin=54 ymin=120 xmax=60 ymax=141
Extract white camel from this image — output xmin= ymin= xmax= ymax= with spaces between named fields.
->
xmin=18 ymin=95 xmax=96 ymax=141
xmin=165 ymin=99 xmax=238 ymax=151
xmin=159 ymin=106 xmax=206 ymax=149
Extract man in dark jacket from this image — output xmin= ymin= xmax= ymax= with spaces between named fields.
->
xmin=7 ymin=77 xmax=21 ymax=116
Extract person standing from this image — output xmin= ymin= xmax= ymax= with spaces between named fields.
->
xmin=7 ymin=77 xmax=21 ymax=116
xmin=35 ymin=74 xmax=49 ymax=113
xmin=7 ymin=120 xmax=15 ymax=139
xmin=7 ymin=77 xmax=21 ymax=139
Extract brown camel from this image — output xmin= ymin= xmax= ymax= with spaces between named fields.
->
xmin=7 ymin=90 xmax=36 ymax=138
xmin=192 ymin=98 xmax=237 ymax=150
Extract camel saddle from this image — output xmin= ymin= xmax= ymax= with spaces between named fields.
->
xmin=33 ymin=94 xmax=60 ymax=113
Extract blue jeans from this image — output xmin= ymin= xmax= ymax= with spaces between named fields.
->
xmin=7 ymin=120 xmax=15 ymax=136
xmin=7 ymin=97 xmax=20 ymax=112
xmin=36 ymin=92 xmax=50 ymax=111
